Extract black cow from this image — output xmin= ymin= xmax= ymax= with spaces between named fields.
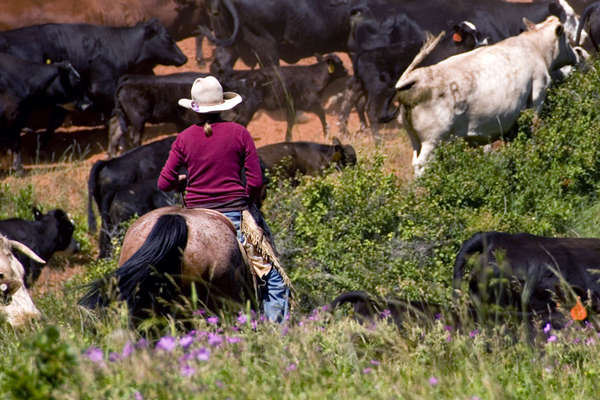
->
xmin=576 ymin=1 xmax=600 ymax=51
xmin=87 ymin=136 xmax=177 ymax=258
xmin=453 ymin=231 xmax=600 ymax=324
xmin=257 ymin=138 xmax=357 ymax=180
xmin=0 ymin=19 xmax=187 ymax=150
xmin=202 ymin=0 xmax=356 ymax=74
xmin=0 ymin=53 xmax=85 ymax=173
xmin=0 ymin=208 xmax=79 ymax=287
xmin=110 ymin=72 xmax=260 ymax=155
xmin=230 ymin=54 xmax=348 ymax=141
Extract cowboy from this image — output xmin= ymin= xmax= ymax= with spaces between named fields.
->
xmin=157 ymin=76 xmax=290 ymax=323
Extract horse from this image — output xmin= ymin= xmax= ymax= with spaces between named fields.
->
xmin=79 ymin=206 xmax=256 ymax=320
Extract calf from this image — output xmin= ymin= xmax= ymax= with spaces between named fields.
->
xmin=330 ymin=290 xmax=459 ymax=329
xmin=87 ymin=137 xmax=177 ymax=258
xmin=231 ymin=54 xmax=348 ymax=141
xmin=453 ymin=231 xmax=600 ymax=324
xmin=106 ymin=178 xmax=180 ymax=251
xmin=0 ymin=208 xmax=79 ymax=287
xmin=385 ymin=16 xmax=578 ymax=177
xmin=0 ymin=53 xmax=85 ymax=173
xmin=257 ymin=138 xmax=357 ymax=180
xmin=110 ymin=72 xmax=260 ymax=156
xmin=0 ymin=233 xmax=44 ymax=326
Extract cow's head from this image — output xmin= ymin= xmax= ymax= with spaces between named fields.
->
xmin=0 ymin=234 xmax=44 ymax=326
xmin=138 ymin=19 xmax=188 ymax=67
xmin=331 ymin=137 xmax=357 ymax=168
xmin=37 ymin=208 xmax=80 ymax=255
xmin=524 ymin=16 xmax=578 ymax=71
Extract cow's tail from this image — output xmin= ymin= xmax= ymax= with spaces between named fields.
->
xmin=87 ymin=160 xmax=107 ymax=233
xmin=79 ymin=214 xmax=187 ymax=314
xmin=198 ymin=0 xmax=240 ymax=47
xmin=576 ymin=4 xmax=597 ymax=47
xmin=453 ymin=232 xmax=486 ymax=298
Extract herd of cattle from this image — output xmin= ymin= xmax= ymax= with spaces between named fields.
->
xmin=2 ymin=0 xmax=600 ymax=330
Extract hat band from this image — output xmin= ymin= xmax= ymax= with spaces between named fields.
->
xmin=191 ymin=100 xmax=224 ymax=112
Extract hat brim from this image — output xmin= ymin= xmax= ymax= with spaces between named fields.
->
xmin=178 ymin=92 xmax=242 ymax=113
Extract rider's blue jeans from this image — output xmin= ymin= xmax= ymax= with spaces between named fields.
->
xmin=222 ymin=210 xmax=289 ymax=323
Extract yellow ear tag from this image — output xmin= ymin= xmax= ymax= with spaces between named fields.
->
xmin=45 ymin=58 xmax=52 ymax=64
xmin=328 ymin=63 xmax=335 ymax=74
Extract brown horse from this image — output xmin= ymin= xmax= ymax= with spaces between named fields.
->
xmin=79 ymin=206 xmax=255 ymax=319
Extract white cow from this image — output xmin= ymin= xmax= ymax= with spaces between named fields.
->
xmin=392 ymin=16 xmax=579 ymax=177
xmin=0 ymin=233 xmax=44 ymax=326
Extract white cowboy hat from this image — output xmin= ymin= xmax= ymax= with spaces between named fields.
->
xmin=178 ymin=76 xmax=242 ymax=113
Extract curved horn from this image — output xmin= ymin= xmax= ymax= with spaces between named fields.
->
xmin=8 ymin=240 xmax=46 ymax=264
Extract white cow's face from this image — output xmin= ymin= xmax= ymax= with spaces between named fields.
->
xmin=0 ymin=236 xmax=41 ymax=326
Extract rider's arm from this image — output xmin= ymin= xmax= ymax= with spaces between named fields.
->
xmin=241 ymin=128 xmax=263 ymax=202
xmin=158 ymin=138 xmax=185 ymax=192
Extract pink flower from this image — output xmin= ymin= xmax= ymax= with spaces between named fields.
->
xmin=134 ymin=391 xmax=144 ymax=400
xmin=195 ymin=347 xmax=211 ymax=361
xmin=370 ymin=359 xmax=380 ymax=366
xmin=179 ymin=335 xmax=194 ymax=349
xmin=237 ymin=313 xmax=248 ymax=324
xmin=227 ymin=336 xmax=241 ymax=344
xmin=208 ymin=333 xmax=223 ymax=346
xmin=180 ymin=363 xmax=195 ymax=377
xmin=362 ymin=367 xmax=373 ymax=374
xmin=469 ymin=329 xmax=479 ymax=338
xmin=428 ymin=376 xmax=439 ymax=386
xmin=547 ymin=335 xmax=557 ymax=343
xmin=286 ymin=363 xmax=297 ymax=372
xmin=156 ymin=336 xmax=177 ymax=352
xmin=380 ymin=309 xmax=392 ymax=319
xmin=543 ymin=323 xmax=552 ymax=334
xmin=84 ymin=347 xmax=104 ymax=365
xmin=108 ymin=352 xmax=120 ymax=362
xmin=207 ymin=316 xmax=219 ymax=325
xmin=122 ymin=342 xmax=134 ymax=358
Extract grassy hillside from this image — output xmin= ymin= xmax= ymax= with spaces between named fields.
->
xmin=2 ymin=57 xmax=600 ymax=398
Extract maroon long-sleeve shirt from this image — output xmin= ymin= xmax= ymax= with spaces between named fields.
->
xmin=157 ymin=122 xmax=263 ymax=210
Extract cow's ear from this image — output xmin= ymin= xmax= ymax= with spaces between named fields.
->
xmin=32 ymin=207 xmax=42 ymax=221
xmin=327 ymin=60 xmax=336 ymax=74
xmin=522 ymin=17 xmax=536 ymax=31
xmin=331 ymin=136 xmax=342 ymax=146
xmin=555 ymin=24 xmax=564 ymax=37
xmin=144 ymin=19 xmax=160 ymax=37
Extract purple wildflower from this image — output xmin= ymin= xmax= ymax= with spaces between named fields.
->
xmin=237 ymin=313 xmax=248 ymax=325
xmin=586 ymin=337 xmax=595 ymax=346
xmin=321 ymin=304 xmax=331 ymax=312
xmin=573 ymin=337 xmax=581 ymax=344
xmin=428 ymin=376 xmax=439 ymax=386
xmin=207 ymin=316 xmax=219 ymax=325
xmin=370 ymin=360 xmax=380 ymax=366
xmin=251 ymin=320 xmax=257 ymax=330
xmin=362 ymin=367 xmax=373 ymax=374
xmin=122 ymin=342 xmax=134 ymax=358
xmin=286 ymin=363 xmax=297 ymax=372
xmin=156 ymin=336 xmax=177 ymax=352
xmin=180 ymin=363 xmax=196 ymax=377
xmin=109 ymin=352 xmax=120 ymax=362
xmin=543 ymin=323 xmax=551 ymax=334
xmin=134 ymin=391 xmax=144 ymax=400
xmin=547 ymin=335 xmax=557 ymax=343
xmin=446 ymin=334 xmax=452 ymax=342
xmin=215 ymin=380 xmax=224 ymax=388
xmin=469 ymin=329 xmax=479 ymax=338
xmin=180 ymin=335 xmax=194 ymax=349
xmin=195 ymin=347 xmax=211 ymax=361
xmin=380 ymin=309 xmax=392 ymax=319
xmin=434 ymin=313 xmax=442 ymax=320
xmin=227 ymin=336 xmax=242 ymax=344
xmin=136 ymin=338 xmax=148 ymax=348
xmin=444 ymin=325 xmax=452 ymax=332
xmin=208 ymin=333 xmax=223 ymax=346
xmin=281 ymin=326 xmax=289 ymax=336
xmin=193 ymin=309 xmax=206 ymax=316
xmin=84 ymin=347 xmax=104 ymax=365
